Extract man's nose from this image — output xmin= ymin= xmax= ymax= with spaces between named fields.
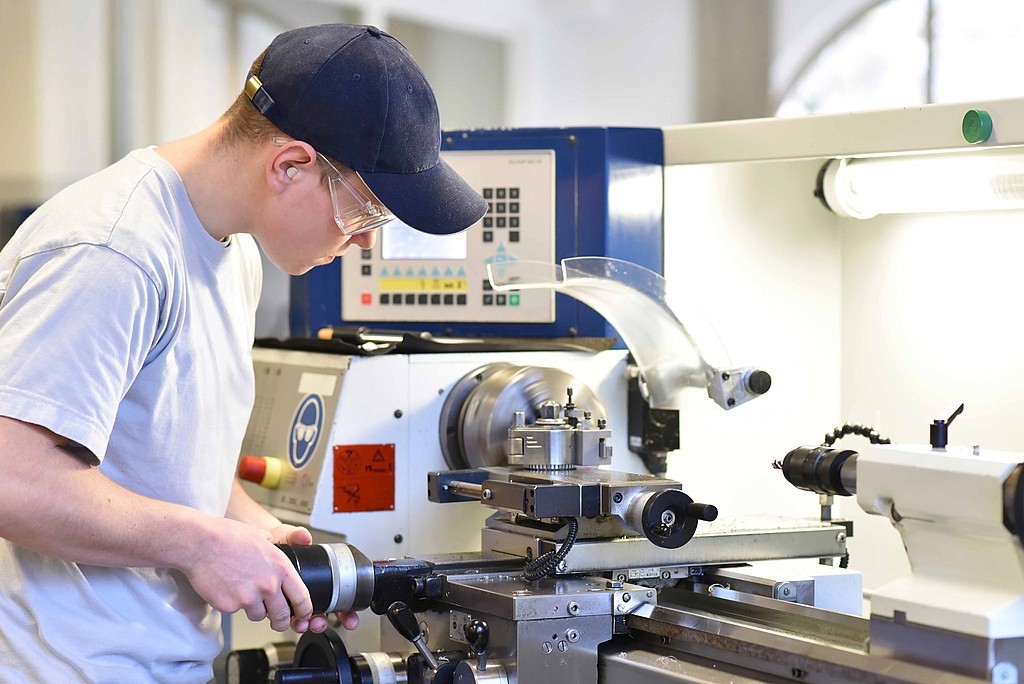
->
xmin=350 ymin=229 xmax=378 ymax=250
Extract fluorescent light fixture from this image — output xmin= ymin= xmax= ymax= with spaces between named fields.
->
xmin=818 ymin=147 xmax=1024 ymax=219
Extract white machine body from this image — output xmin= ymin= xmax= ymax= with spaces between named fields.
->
xmin=858 ymin=443 xmax=1024 ymax=638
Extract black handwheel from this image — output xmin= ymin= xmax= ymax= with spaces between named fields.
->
xmin=643 ymin=490 xmax=698 ymax=549
xmin=274 ymin=628 xmax=353 ymax=684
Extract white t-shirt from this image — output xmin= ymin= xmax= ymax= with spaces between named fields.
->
xmin=0 ymin=147 xmax=262 ymax=683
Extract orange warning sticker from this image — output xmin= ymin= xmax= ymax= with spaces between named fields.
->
xmin=332 ymin=444 xmax=396 ymax=513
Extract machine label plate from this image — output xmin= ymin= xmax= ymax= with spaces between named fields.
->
xmin=332 ymin=444 xmax=396 ymax=513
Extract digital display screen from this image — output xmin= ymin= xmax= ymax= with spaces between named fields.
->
xmin=381 ymin=219 xmax=468 ymax=260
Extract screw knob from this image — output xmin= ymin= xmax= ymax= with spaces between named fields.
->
xmin=464 ymin=619 xmax=489 ymax=655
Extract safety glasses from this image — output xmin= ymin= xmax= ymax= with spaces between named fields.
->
xmin=317 ymin=154 xmax=394 ymax=235
xmin=273 ymin=137 xmax=394 ymax=235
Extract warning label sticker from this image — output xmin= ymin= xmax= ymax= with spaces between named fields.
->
xmin=332 ymin=444 xmax=396 ymax=513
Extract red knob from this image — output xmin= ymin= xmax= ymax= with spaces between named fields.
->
xmin=238 ymin=455 xmax=267 ymax=483
xmin=237 ymin=455 xmax=282 ymax=489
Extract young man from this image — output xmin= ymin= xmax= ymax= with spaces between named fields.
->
xmin=0 ymin=24 xmax=485 ymax=682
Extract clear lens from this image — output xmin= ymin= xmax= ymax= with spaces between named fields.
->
xmin=320 ymin=157 xmax=394 ymax=236
xmin=326 ymin=172 xmax=395 ymax=235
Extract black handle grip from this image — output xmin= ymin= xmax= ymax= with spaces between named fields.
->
xmin=464 ymin=619 xmax=489 ymax=654
xmin=387 ymin=601 xmax=421 ymax=643
xmin=686 ymin=503 xmax=718 ymax=522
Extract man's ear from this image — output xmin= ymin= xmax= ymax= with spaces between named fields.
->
xmin=268 ymin=140 xmax=317 ymax=191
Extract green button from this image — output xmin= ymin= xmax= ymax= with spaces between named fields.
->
xmin=509 ymin=294 xmax=520 ymax=306
xmin=962 ymin=109 xmax=992 ymax=144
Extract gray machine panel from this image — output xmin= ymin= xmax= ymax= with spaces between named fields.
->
xmin=240 ymin=348 xmax=350 ymax=515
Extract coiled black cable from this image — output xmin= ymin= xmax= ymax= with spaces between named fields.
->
xmin=822 ymin=423 xmax=891 ymax=447
xmin=523 ymin=517 xmax=579 ymax=581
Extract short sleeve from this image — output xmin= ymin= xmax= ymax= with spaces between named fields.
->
xmin=0 ymin=243 xmax=163 ymax=463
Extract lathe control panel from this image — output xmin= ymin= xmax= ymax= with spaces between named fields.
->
xmin=340 ymin=150 xmax=556 ymax=324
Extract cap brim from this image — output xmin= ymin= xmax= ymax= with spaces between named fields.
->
xmin=360 ymin=158 xmax=487 ymax=235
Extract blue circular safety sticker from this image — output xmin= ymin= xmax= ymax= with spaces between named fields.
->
xmin=288 ymin=394 xmax=324 ymax=469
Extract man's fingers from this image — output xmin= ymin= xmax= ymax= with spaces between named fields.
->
xmin=286 ymin=526 xmax=313 ymax=546
xmin=307 ymin=614 xmax=328 ymax=633
xmin=338 ymin=611 xmax=360 ymax=630
xmin=282 ymin=572 xmax=313 ymax=621
xmin=265 ymin=594 xmax=293 ymax=632
xmin=244 ymin=603 xmax=267 ymax=623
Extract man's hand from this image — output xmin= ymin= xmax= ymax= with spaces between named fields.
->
xmin=267 ymin=524 xmax=360 ymax=633
xmin=180 ymin=518 xmax=313 ymax=633
xmin=225 ymin=482 xmax=360 ymax=633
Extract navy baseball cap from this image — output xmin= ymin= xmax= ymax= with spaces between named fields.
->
xmin=245 ymin=24 xmax=486 ymax=235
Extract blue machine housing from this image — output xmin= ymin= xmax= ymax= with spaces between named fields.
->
xmin=289 ymin=127 xmax=664 ymax=339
